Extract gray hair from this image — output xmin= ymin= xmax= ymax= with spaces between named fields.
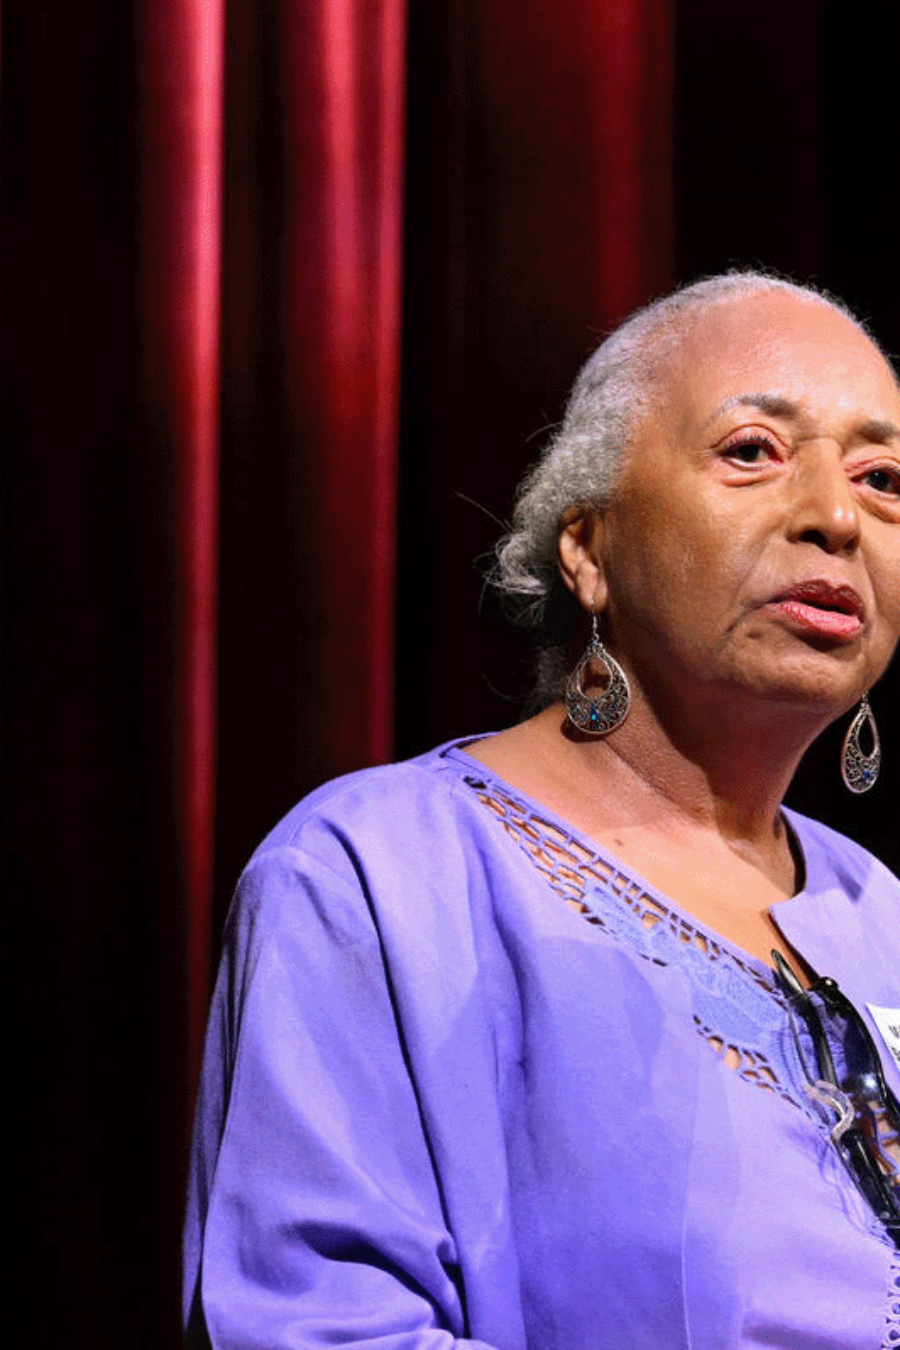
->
xmin=491 ymin=270 xmax=877 ymax=705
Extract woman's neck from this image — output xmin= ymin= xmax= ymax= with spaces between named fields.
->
xmin=463 ymin=687 xmax=830 ymax=902
xmin=464 ymin=700 xmax=817 ymax=963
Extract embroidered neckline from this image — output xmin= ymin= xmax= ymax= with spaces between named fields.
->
xmin=445 ymin=741 xmax=900 ymax=1316
xmin=884 ymin=1249 xmax=900 ymax=1348
xmin=448 ymin=744 xmax=801 ymax=1106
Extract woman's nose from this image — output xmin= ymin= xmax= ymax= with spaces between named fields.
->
xmin=786 ymin=444 xmax=861 ymax=553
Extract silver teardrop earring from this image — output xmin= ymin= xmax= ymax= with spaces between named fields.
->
xmin=841 ymin=693 xmax=881 ymax=794
xmin=565 ymin=611 xmax=631 ymax=736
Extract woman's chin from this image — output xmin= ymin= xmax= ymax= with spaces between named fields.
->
xmin=725 ymin=664 xmax=866 ymax=718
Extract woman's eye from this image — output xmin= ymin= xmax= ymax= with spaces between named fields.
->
xmin=861 ymin=466 xmax=900 ymax=495
xmin=722 ymin=437 xmax=775 ymax=465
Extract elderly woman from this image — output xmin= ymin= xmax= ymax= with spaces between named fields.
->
xmin=185 ymin=273 xmax=900 ymax=1348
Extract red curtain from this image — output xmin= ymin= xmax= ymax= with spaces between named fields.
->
xmin=17 ymin=1 xmax=900 ymax=1345
xmin=133 ymin=0 xmax=408 ymax=1108
xmin=213 ymin=0 xmax=407 ymax=922
xmin=137 ymin=0 xmax=225 ymax=1107
xmin=4 ymin=0 xmax=410 ymax=1341
xmin=396 ymin=1 xmax=673 ymax=748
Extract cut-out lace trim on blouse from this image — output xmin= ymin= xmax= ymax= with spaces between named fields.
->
xmin=469 ymin=779 xmax=800 ymax=1108
xmin=458 ymin=766 xmax=900 ymax=1328
xmin=883 ymin=1250 xmax=900 ymax=1348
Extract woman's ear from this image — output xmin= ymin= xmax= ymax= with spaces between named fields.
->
xmin=558 ymin=507 xmax=608 ymax=612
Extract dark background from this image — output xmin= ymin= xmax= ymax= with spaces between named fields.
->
xmin=4 ymin=1 xmax=900 ymax=1343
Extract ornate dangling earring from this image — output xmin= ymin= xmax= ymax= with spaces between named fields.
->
xmin=841 ymin=694 xmax=881 ymax=794
xmin=565 ymin=611 xmax=631 ymax=736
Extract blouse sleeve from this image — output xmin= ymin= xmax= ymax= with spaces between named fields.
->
xmin=184 ymin=844 xmax=498 ymax=1350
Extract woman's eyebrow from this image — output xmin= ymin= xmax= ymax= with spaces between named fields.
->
xmin=856 ymin=417 xmax=900 ymax=445
xmin=702 ymin=392 xmax=801 ymax=429
xmin=703 ymin=393 xmax=900 ymax=445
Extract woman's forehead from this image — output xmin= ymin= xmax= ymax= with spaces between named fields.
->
xmin=656 ymin=292 xmax=900 ymax=428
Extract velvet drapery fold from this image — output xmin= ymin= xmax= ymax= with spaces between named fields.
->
xmin=4 ymin=2 xmax=409 ymax=1342
xmin=136 ymin=0 xmax=225 ymax=1104
xmin=133 ymin=0 xmax=408 ymax=1106
xmin=396 ymin=0 xmax=673 ymax=745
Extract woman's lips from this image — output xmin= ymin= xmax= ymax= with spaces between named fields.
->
xmin=767 ymin=583 xmax=865 ymax=641
xmin=769 ymin=598 xmax=863 ymax=640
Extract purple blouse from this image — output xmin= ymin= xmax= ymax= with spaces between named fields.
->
xmin=184 ymin=740 xmax=900 ymax=1348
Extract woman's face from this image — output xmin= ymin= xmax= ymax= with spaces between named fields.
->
xmin=594 ymin=291 xmax=900 ymax=719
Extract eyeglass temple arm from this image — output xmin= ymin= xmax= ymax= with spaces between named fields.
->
xmin=773 ymin=952 xmax=900 ymax=1247
xmin=771 ymin=950 xmax=839 ymax=1085
xmin=771 ymin=950 xmax=805 ymax=999
xmin=815 ymin=976 xmax=900 ymax=1123
xmin=842 ymin=1127 xmax=900 ymax=1239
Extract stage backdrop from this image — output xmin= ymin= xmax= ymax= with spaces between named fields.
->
xmin=4 ymin=1 xmax=900 ymax=1344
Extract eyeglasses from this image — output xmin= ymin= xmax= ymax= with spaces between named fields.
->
xmin=772 ymin=950 xmax=900 ymax=1248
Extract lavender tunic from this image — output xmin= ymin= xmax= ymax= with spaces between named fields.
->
xmin=185 ymin=740 xmax=900 ymax=1348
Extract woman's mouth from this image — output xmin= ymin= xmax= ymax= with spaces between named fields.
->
xmin=767 ymin=582 xmax=865 ymax=642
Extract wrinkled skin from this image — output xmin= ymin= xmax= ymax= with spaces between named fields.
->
xmin=566 ymin=291 xmax=900 ymax=730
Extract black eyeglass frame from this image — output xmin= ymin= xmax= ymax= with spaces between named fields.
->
xmin=772 ymin=949 xmax=900 ymax=1248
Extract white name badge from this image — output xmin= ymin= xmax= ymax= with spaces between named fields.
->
xmin=866 ymin=1004 xmax=900 ymax=1069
